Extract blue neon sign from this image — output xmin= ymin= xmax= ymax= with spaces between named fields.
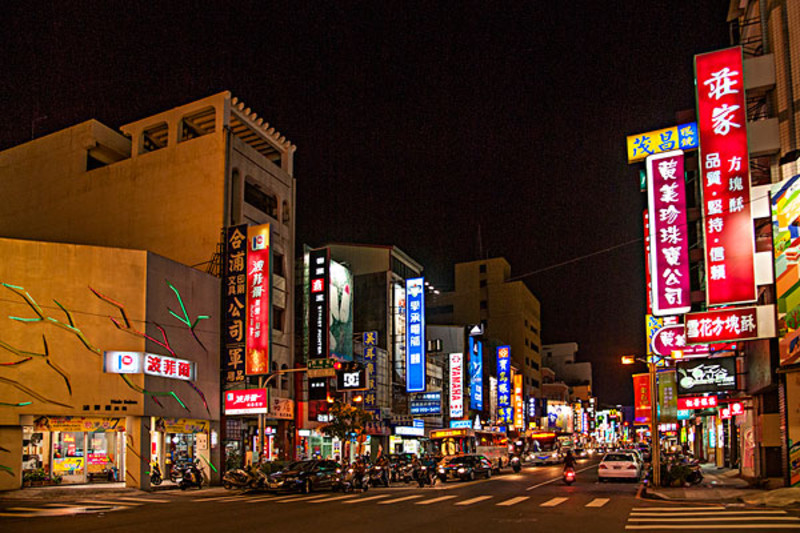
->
xmin=497 ymin=346 xmax=512 ymax=424
xmin=405 ymin=277 xmax=426 ymax=392
xmin=469 ymin=337 xmax=483 ymax=411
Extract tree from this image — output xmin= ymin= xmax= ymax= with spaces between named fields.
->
xmin=321 ymin=401 xmax=374 ymax=459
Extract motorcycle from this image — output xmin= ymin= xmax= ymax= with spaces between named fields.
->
xmin=223 ymin=466 xmax=258 ymax=490
xmin=334 ymin=466 xmax=369 ymax=493
xmin=563 ymin=466 xmax=576 ymax=485
xmin=399 ymin=463 xmax=415 ymax=484
xmin=169 ymin=460 xmax=191 ymax=482
xmin=511 ymin=456 xmax=522 ymax=473
xmin=179 ymin=459 xmax=205 ymax=490
xmin=414 ymin=464 xmax=436 ymax=487
xmin=150 ymin=461 xmax=163 ymax=486
xmin=368 ymin=464 xmax=390 ymax=487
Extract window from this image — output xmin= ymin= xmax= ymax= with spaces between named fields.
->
xmin=273 ymin=252 xmax=285 ymax=277
xmin=525 ymin=339 xmax=529 ymax=347
xmin=282 ymin=200 xmax=290 ymax=224
xmin=525 ymin=357 xmax=530 ymax=366
xmin=531 ymin=360 xmax=539 ymax=370
xmin=479 ymin=300 xmax=487 ymax=310
xmin=524 ymin=319 xmax=528 ymax=327
xmin=141 ymin=122 xmax=168 ymax=153
xmin=273 ymin=306 xmax=285 ymax=332
xmin=531 ymin=378 xmax=540 ymax=388
xmin=244 ymin=180 xmax=278 ymax=218
xmin=479 ymin=264 xmax=487 ymax=273
xmin=479 ymin=279 xmax=487 ymax=288
xmin=530 ymin=326 xmax=538 ymax=334
xmin=532 ymin=344 xmax=540 ymax=353
xmin=178 ymin=106 xmax=216 ymax=142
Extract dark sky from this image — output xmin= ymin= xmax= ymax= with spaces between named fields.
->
xmin=0 ymin=1 xmax=732 ymax=405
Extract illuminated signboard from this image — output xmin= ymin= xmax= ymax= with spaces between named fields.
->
xmin=405 ymin=277 xmax=426 ymax=392
xmin=771 ymin=174 xmax=800 ymax=365
xmin=513 ymin=374 xmax=524 ymax=429
xmin=677 ymin=395 xmax=718 ymax=410
xmin=647 ymin=150 xmax=691 ymax=316
xmin=450 ymin=419 xmax=472 ymax=429
xmin=223 ymin=224 xmax=247 ymax=383
xmin=245 ymin=224 xmax=270 ymax=375
xmin=329 ymin=260 xmax=354 ymax=361
xmin=449 ymin=353 xmax=464 ymax=418
xmin=410 ymin=393 xmax=441 ymax=415
xmin=224 ymin=389 xmax=268 ymax=415
xmin=496 ymin=346 xmax=512 ymax=424
xmin=468 ymin=337 xmax=483 ymax=411
xmin=695 ymin=46 xmax=756 ymax=306
xmin=633 ymin=373 xmax=651 ymax=424
xmin=627 ymin=122 xmax=699 ymax=163
xmin=429 ymin=428 xmax=467 ymax=439
xmin=676 ymin=357 xmax=737 ymax=395
xmin=644 ymin=210 xmax=652 ymax=315
xmin=685 ymin=307 xmax=760 ymax=344
xmin=720 ymin=401 xmax=745 ymax=419
xmin=308 ymin=248 xmax=330 ymax=360
xmin=363 ymin=331 xmax=378 ymax=409
xmin=103 ymin=351 xmax=196 ymax=381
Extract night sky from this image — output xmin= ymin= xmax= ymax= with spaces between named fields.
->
xmin=1 ymin=2 xmax=732 ymax=405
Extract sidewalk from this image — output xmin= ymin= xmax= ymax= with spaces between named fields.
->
xmin=0 ymin=481 xmax=213 ymax=501
xmin=643 ymin=464 xmax=800 ymax=507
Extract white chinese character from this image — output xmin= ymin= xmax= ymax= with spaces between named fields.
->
xmin=707 ymin=200 xmax=722 ymax=215
xmin=708 ymin=217 xmax=724 ymax=233
xmin=409 ymin=312 xmax=422 ymax=324
xmin=410 ymin=353 xmax=420 ymax=364
xmin=728 ymin=156 xmax=742 ymax=172
xmin=660 ymin=226 xmax=682 ymax=244
xmin=250 ymin=260 xmax=265 ymax=274
xmin=710 ymin=264 xmax=726 ymax=280
xmin=711 ymin=104 xmax=741 ymax=135
xmin=662 ymin=246 xmax=682 ymax=266
xmin=409 ymin=336 xmax=421 ymax=347
xmin=729 ymin=176 xmax=743 ymax=191
xmin=675 ymin=334 xmax=686 ymax=347
xmin=663 ymin=268 xmax=682 ymax=285
xmin=706 ymin=171 xmax=722 ymax=186
xmin=661 ymin=330 xmax=675 ymax=346
xmin=711 ymin=318 xmax=725 ymax=335
xmin=705 ymin=153 xmax=721 ymax=169
xmin=724 ymin=314 xmax=741 ymax=334
xmin=409 ymin=324 xmax=421 ymax=336
xmin=686 ymin=319 xmax=699 ymax=339
xmin=664 ymin=287 xmax=683 ymax=305
xmin=409 ymin=300 xmax=421 ymax=311
xmin=709 ymin=246 xmax=725 ymax=262
xmin=741 ymin=314 xmax=756 ymax=332
xmin=730 ymin=197 xmax=744 ymax=213
xmin=251 ymin=285 xmax=263 ymax=299
xmin=704 ymin=67 xmax=740 ymax=99
xmin=658 ymin=159 xmax=679 ymax=180
xmin=660 ymin=182 xmax=679 ymax=203
xmin=659 ymin=205 xmax=681 ymax=225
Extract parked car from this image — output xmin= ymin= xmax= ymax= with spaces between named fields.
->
xmin=266 ymin=460 xmax=339 ymax=493
xmin=437 ymin=455 xmax=493 ymax=481
xmin=574 ymin=447 xmax=589 ymax=458
xmin=528 ymin=449 xmax=562 ymax=465
xmin=598 ymin=452 xmax=641 ymax=482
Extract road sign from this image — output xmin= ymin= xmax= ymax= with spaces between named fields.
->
xmin=307 ymin=368 xmax=336 ymax=378
xmin=308 ymin=359 xmax=336 ymax=370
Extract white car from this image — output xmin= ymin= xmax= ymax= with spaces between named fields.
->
xmin=598 ymin=452 xmax=641 ymax=482
xmin=528 ymin=450 xmax=562 ymax=465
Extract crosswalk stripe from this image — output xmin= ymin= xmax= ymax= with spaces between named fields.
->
xmin=378 ymin=495 xmax=423 ymax=505
xmin=343 ymin=494 xmax=391 ymax=504
xmin=0 ymin=512 xmax=36 ymax=518
xmin=455 ymin=496 xmax=492 ymax=506
xmin=76 ymin=500 xmax=139 ymax=506
xmin=416 ymin=495 xmax=458 ymax=505
xmin=197 ymin=495 xmax=249 ymax=502
xmin=42 ymin=503 xmax=75 ymax=508
xmin=116 ymin=497 xmax=170 ymax=504
xmin=632 ymin=511 xmax=788 ymax=517
xmin=632 ymin=507 xmax=724 ymax=511
xmin=246 ymin=496 xmax=282 ymax=504
xmin=309 ymin=495 xmax=360 ymax=503
xmin=626 ymin=526 xmax=800 ymax=530
xmin=586 ymin=498 xmax=609 ymax=508
xmin=540 ymin=497 xmax=568 ymax=507
xmin=496 ymin=496 xmax=529 ymax=507
xmin=629 ymin=517 xmax=800 ymax=523
xmin=277 ymin=494 xmax=331 ymax=503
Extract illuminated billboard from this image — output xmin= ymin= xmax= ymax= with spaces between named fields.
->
xmin=496 ymin=346 xmax=512 ymax=424
xmin=223 ymin=224 xmax=247 ymax=383
xmin=627 ymin=122 xmax=698 ymax=163
xmin=308 ymin=248 xmax=330 ymax=361
xmin=771 ymin=174 xmax=800 ymax=365
xmin=647 ymin=150 xmax=691 ymax=316
xmin=695 ymin=46 xmax=756 ymax=306
xmin=405 ymin=277 xmax=426 ymax=392
xmin=449 ymin=353 xmax=464 ymax=418
xmin=245 ymin=224 xmax=270 ymax=375
xmin=329 ymin=260 xmax=353 ymax=361
xmin=468 ymin=337 xmax=483 ymax=411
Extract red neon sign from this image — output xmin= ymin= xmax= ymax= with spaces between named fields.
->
xmin=695 ymin=46 xmax=756 ymax=306
xmin=677 ymin=395 xmax=718 ymax=410
xmin=245 ymin=224 xmax=270 ymax=375
xmin=685 ymin=307 xmax=758 ymax=344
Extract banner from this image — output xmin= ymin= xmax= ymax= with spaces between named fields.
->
xmin=34 ymin=416 xmax=126 ymax=433
xmin=676 ymin=357 xmax=737 ymax=395
xmin=658 ymin=370 xmax=678 ymax=424
xmin=496 ymin=346 xmax=512 ymax=424
xmin=469 ymin=337 xmax=483 ymax=411
xmin=771 ymin=174 xmax=800 ymax=365
xmin=633 ymin=373 xmax=651 ymax=424
xmin=405 ymin=277 xmax=426 ymax=392
xmin=223 ymin=224 xmax=248 ymax=383
xmin=449 ymin=353 xmax=464 ymax=418
xmin=245 ymin=224 xmax=270 ymax=375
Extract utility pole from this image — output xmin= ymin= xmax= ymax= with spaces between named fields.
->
xmin=648 ymin=361 xmax=660 ymax=488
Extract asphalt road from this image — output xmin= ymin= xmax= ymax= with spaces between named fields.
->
xmin=2 ymin=458 xmax=798 ymax=532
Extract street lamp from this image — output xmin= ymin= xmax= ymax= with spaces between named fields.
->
xmin=621 ymin=354 xmax=666 ymax=488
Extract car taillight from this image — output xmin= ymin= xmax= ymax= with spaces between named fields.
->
xmin=599 ymin=464 xmax=608 ymax=469
xmin=627 ymin=465 xmax=637 ymax=470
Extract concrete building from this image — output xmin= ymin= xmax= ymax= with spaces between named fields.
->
xmin=428 ymin=258 xmax=543 ymax=398
xmin=0 ymin=237 xmax=221 ymax=491
xmin=542 ymin=342 xmax=593 ymax=398
xmin=0 ymin=92 xmax=297 ymax=469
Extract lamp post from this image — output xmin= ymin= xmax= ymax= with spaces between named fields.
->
xmin=622 ymin=355 xmax=663 ymax=488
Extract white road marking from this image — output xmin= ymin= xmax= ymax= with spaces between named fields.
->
xmin=586 ymin=498 xmax=609 ymax=507
xmin=540 ymin=497 xmax=568 ymax=507
xmin=629 ymin=517 xmax=800 ymax=523
xmin=631 ymin=511 xmax=788 ymax=517
xmin=455 ymin=496 xmax=492 ymax=506
xmin=116 ymin=497 xmax=170 ymax=503
xmin=343 ymin=494 xmax=390 ymax=504
xmin=526 ymin=464 xmax=597 ymax=491
xmin=632 ymin=507 xmax=724 ymax=511
xmin=246 ymin=496 xmax=283 ymax=503
xmin=415 ymin=495 xmax=458 ymax=505
xmin=76 ymin=500 xmax=139 ymax=506
xmin=197 ymin=495 xmax=250 ymax=502
xmin=378 ymin=495 xmax=424 ymax=505
xmin=0 ymin=512 xmax=36 ymax=518
xmin=309 ymin=494 xmax=361 ymax=503
xmin=277 ymin=494 xmax=331 ymax=503
xmin=626 ymin=526 xmax=800 ymax=530
xmin=496 ymin=496 xmax=529 ymax=507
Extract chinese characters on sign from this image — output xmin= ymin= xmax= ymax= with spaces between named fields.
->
xmin=685 ymin=307 xmax=759 ymax=344
xmin=103 ymin=351 xmax=196 ymax=381
xmin=677 ymin=395 xmax=718 ymax=410
xmin=676 ymin=357 xmax=737 ymax=395
xmin=496 ymin=346 xmax=512 ymax=425
xmin=405 ymin=277 xmax=426 ymax=392
xmin=245 ymin=224 xmax=270 ymax=375
xmin=410 ymin=392 xmax=441 ymax=415
xmin=647 ymin=150 xmax=691 ymax=316
xmin=224 ymin=389 xmax=268 ymax=415
xmin=363 ymin=331 xmax=378 ymax=410
xmin=644 ymin=210 xmax=652 ymax=315
xmin=695 ymin=46 xmax=757 ymax=306
xmin=223 ymin=225 xmax=248 ymax=383
xmin=449 ymin=353 xmax=463 ymax=418
xmin=308 ymin=248 xmax=330 ymax=361
xmin=633 ymin=373 xmax=651 ymax=424
xmin=513 ymin=374 xmax=524 ymax=430
xmin=469 ymin=337 xmax=483 ymax=411
xmin=627 ymin=122 xmax=699 ymax=163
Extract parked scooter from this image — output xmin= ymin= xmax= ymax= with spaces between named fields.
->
xmin=179 ymin=459 xmax=205 ymax=490
xmin=150 ymin=461 xmax=163 ymax=486
xmin=334 ymin=465 xmax=369 ymax=493
xmin=563 ymin=466 xmax=576 ymax=485
xmin=511 ymin=455 xmax=522 ymax=473
xmin=414 ymin=464 xmax=436 ymax=487
xmin=368 ymin=464 xmax=390 ymax=487
xmin=222 ymin=466 xmax=259 ymax=490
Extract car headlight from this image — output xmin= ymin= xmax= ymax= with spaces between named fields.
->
xmin=457 ymin=468 xmax=466 ymax=473
xmin=438 ymin=467 xmax=445 ymax=473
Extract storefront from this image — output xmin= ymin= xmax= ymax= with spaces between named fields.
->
xmin=23 ymin=416 xmax=126 ymax=485
xmin=151 ymin=417 xmax=210 ymax=479
xmin=390 ymin=424 xmax=426 ymax=455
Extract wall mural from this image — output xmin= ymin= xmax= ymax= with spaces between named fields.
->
xmin=0 ymin=281 xmax=212 ymax=415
